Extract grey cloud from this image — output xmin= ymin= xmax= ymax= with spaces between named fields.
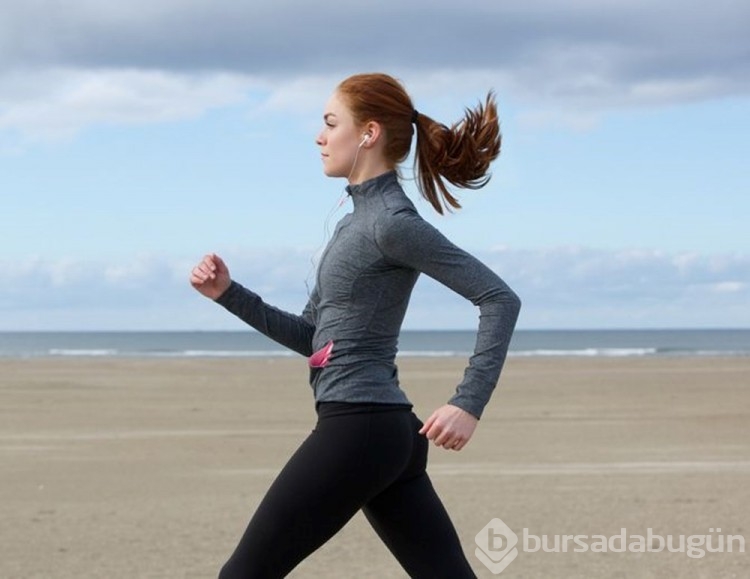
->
xmin=2 ymin=1 xmax=749 ymax=107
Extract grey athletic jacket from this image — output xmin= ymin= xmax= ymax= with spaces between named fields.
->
xmin=216 ymin=171 xmax=521 ymax=418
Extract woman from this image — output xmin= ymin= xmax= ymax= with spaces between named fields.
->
xmin=190 ymin=73 xmax=521 ymax=578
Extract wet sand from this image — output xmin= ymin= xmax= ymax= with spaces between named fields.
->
xmin=2 ymin=356 xmax=748 ymax=578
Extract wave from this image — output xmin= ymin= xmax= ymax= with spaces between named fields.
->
xmin=48 ymin=348 xmax=119 ymax=357
xmin=180 ymin=350 xmax=296 ymax=358
xmin=510 ymin=347 xmax=659 ymax=358
xmin=43 ymin=348 xmax=296 ymax=358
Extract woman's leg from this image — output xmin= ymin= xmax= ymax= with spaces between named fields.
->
xmin=362 ymin=414 xmax=477 ymax=579
xmin=218 ymin=406 xmax=414 ymax=579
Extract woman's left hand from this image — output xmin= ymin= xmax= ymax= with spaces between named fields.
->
xmin=419 ymin=404 xmax=478 ymax=451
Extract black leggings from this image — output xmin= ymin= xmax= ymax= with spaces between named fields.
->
xmin=218 ymin=402 xmax=476 ymax=578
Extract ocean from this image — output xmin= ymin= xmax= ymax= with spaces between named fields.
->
xmin=1 ymin=329 xmax=749 ymax=359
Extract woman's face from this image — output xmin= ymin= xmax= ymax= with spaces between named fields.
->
xmin=316 ymin=92 xmax=363 ymax=179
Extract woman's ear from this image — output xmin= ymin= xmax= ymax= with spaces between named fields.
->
xmin=362 ymin=121 xmax=383 ymax=146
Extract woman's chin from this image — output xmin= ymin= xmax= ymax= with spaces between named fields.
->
xmin=323 ymin=167 xmax=345 ymax=179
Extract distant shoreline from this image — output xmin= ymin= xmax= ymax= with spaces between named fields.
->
xmin=1 ymin=329 xmax=749 ymax=359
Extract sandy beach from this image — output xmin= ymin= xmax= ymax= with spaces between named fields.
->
xmin=2 ymin=356 xmax=748 ymax=578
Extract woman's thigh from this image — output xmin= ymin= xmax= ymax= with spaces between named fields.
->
xmin=219 ymin=407 xmax=415 ymax=578
xmin=362 ymin=415 xmax=477 ymax=578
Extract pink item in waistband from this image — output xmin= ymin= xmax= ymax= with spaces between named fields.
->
xmin=309 ymin=340 xmax=334 ymax=368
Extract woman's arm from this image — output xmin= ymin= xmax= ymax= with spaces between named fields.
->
xmin=190 ymin=253 xmax=315 ymax=357
xmin=376 ymin=209 xmax=521 ymax=419
xmin=214 ymin=282 xmax=316 ymax=357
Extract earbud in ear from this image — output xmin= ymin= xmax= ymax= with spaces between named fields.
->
xmin=359 ymin=133 xmax=371 ymax=147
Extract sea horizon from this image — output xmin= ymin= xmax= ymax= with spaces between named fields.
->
xmin=1 ymin=328 xmax=749 ymax=359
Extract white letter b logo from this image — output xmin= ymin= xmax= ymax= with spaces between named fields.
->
xmin=475 ymin=518 xmax=519 ymax=575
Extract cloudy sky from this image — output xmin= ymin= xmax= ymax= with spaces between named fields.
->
xmin=1 ymin=0 xmax=748 ymax=330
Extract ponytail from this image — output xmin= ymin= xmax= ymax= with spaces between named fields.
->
xmin=413 ymin=93 xmax=501 ymax=214
xmin=337 ymin=73 xmax=501 ymax=215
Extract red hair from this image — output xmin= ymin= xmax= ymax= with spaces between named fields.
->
xmin=337 ymin=73 xmax=501 ymax=214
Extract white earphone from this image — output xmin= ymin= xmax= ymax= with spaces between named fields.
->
xmin=359 ymin=133 xmax=371 ymax=147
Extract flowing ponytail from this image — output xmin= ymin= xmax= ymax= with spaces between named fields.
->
xmin=337 ymin=73 xmax=501 ymax=214
xmin=413 ymin=94 xmax=501 ymax=214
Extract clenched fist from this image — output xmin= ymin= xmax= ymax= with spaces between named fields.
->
xmin=190 ymin=253 xmax=232 ymax=300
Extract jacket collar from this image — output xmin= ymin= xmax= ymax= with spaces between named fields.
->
xmin=346 ymin=170 xmax=399 ymax=200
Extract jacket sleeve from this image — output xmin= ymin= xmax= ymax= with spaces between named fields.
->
xmin=214 ymin=281 xmax=316 ymax=357
xmin=375 ymin=208 xmax=521 ymax=418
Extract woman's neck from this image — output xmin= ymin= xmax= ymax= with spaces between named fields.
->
xmin=347 ymin=158 xmax=393 ymax=186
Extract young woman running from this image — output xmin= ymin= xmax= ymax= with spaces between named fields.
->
xmin=190 ymin=72 xmax=521 ymax=578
